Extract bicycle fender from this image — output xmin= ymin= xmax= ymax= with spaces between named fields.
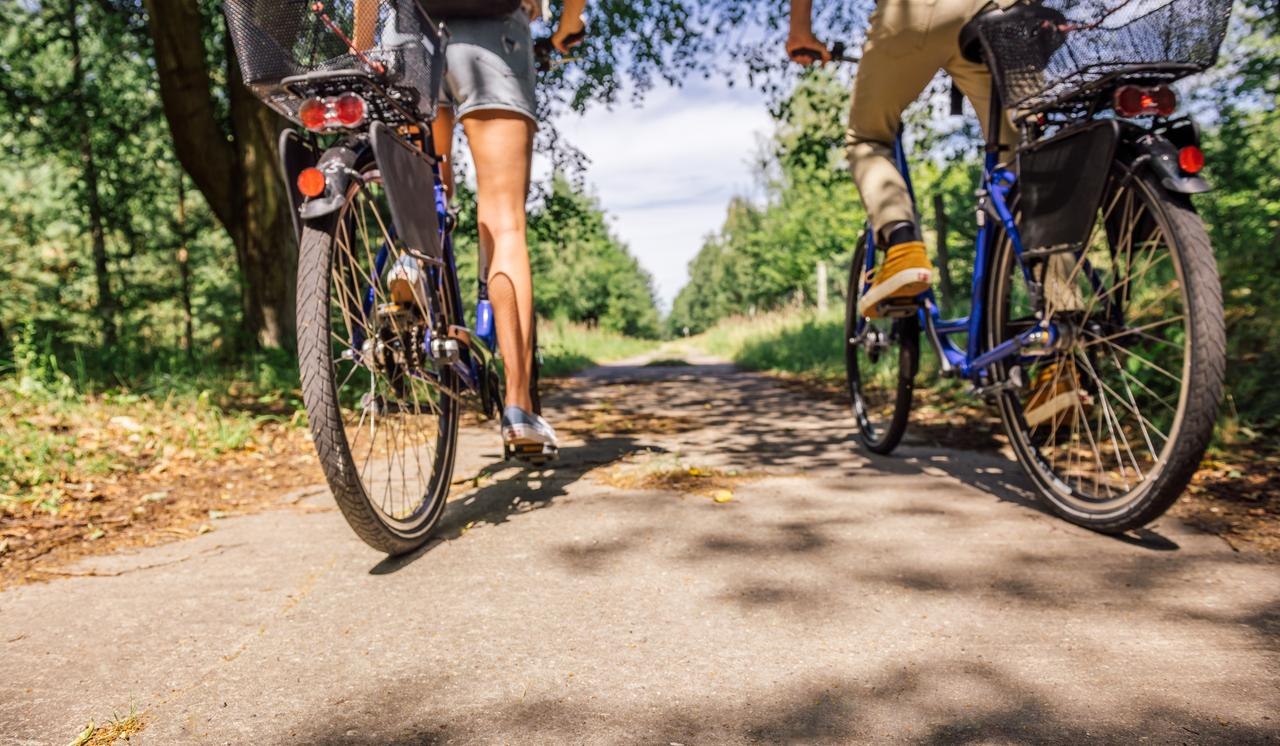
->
xmin=370 ymin=122 xmax=443 ymax=260
xmin=277 ymin=131 xmax=318 ymax=239
xmin=1134 ymin=133 xmax=1210 ymax=194
xmin=298 ymin=143 xmax=363 ymax=222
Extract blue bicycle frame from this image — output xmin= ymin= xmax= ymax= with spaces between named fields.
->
xmin=345 ymin=145 xmax=501 ymax=409
xmin=858 ymin=126 xmax=1059 ymax=384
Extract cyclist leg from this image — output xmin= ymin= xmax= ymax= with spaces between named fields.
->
xmin=461 ymin=111 xmax=536 ymax=412
xmin=847 ymin=2 xmax=953 ymax=315
xmin=431 ymin=105 xmax=457 ymax=201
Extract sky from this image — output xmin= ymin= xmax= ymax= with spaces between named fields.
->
xmin=532 ymin=79 xmax=775 ymax=312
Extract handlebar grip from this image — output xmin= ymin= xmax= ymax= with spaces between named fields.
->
xmin=789 ymin=46 xmax=826 ymax=64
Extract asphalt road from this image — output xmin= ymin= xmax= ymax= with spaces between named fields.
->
xmin=2 ymin=357 xmax=1278 ymax=744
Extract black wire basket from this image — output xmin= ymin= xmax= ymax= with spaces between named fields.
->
xmin=223 ymin=0 xmax=445 ymax=124
xmin=977 ymin=0 xmax=1233 ymax=113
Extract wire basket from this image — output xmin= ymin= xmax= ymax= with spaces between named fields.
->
xmin=223 ymin=0 xmax=445 ymax=124
xmin=977 ymin=0 xmax=1232 ymax=113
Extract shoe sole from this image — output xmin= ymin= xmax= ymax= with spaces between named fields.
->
xmin=388 ymin=276 xmax=418 ymax=306
xmin=503 ymin=423 xmax=557 ymax=449
xmin=1024 ymin=391 xmax=1081 ymax=428
xmin=858 ymin=268 xmax=932 ymax=317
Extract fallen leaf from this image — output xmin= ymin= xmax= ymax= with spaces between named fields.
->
xmin=196 ymin=523 xmax=214 ymax=535
xmin=712 ymin=489 xmax=733 ymax=504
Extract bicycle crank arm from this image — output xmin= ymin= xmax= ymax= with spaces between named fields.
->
xmin=970 ymin=323 xmax=1061 ymax=377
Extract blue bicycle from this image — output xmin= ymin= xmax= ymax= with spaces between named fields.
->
xmin=224 ymin=0 xmax=548 ymax=554
xmin=842 ymin=0 xmax=1231 ymax=532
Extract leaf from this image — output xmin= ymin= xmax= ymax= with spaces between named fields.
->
xmin=712 ymin=489 xmax=733 ymax=503
xmin=69 ymin=721 xmax=94 ymax=746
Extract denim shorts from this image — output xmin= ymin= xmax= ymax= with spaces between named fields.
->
xmin=440 ymin=10 xmax=538 ymax=124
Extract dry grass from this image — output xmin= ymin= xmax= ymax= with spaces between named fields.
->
xmin=597 ymin=452 xmax=761 ymax=502
xmin=70 ymin=708 xmax=146 ymax=745
xmin=0 ymin=386 xmax=323 ymax=589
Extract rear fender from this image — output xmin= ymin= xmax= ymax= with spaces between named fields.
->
xmin=278 ymin=130 xmax=317 ymax=239
xmin=1129 ymin=120 xmax=1210 ymax=194
xmin=297 ymin=142 xmax=365 ymax=222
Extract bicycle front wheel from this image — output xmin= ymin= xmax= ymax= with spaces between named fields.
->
xmin=296 ymin=154 xmax=459 ymax=555
xmin=987 ymin=166 xmax=1225 ymax=533
xmin=845 ymin=237 xmax=920 ymax=454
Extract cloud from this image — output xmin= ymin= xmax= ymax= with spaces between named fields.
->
xmin=536 ymin=80 xmax=773 ymax=310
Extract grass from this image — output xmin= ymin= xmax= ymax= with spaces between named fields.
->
xmin=538 ymin=317 xmax=659 ymax=377
xmin=0 ymin=345 xmax=304 ymax=516
xmin=697 ymin=310 xmax=847 ymax=383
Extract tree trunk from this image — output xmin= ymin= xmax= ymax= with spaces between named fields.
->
xmin=177 ymin=174 xmax=194 ymax=359
xmin=228 ymin=52 xmax=297 ymax=350
xmin=144 ymin=0 xmax=296 ymax=350
xmin=69 ymin=0 xmax=118 ymax=347
xmin=932 ymin=192 xmax=954 ymax=313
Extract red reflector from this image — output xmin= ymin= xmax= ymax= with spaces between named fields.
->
xmin=1114 ymin=85 xmax=1144 ymax=117
xmin=297 ymin=167 xmax=326 ymax=198
xmin=334 ymin=93 xmax=366 ymax=127
xmin=1178 ymin=145 xmax=1204 ymax=174
xmin=1113 ymin=84 xmax=1177 ymax=118
xmin=299 ymin=98 xmax=327 ymax=131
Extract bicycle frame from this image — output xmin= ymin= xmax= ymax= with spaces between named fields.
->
xmin=858 ymin=83 xmax=1057 ymax=385
xmin=314 ymin=124 xmax=502 ymax=413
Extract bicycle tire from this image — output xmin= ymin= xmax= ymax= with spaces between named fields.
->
xmin=986 ymin=167 xmax=1225 ymax=533
xmin=845 ymin=237 xmax=920 ymax=455
xmin=296 ymin=154 xmax=459 ymax=555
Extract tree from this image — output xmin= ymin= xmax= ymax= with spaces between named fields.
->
xmin=143 ymin=0 xmax=295 ymax=350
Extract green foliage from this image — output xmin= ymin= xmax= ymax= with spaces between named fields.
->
xmin=452 ymin=173 xmax=662 ymax=338
xmin=669 ymin=70 xmax=863 ymax=334
xmin=538 ymin=317 xmax=659 ymax=377
xmin=699 ymin=310 xmax=845 ymax=381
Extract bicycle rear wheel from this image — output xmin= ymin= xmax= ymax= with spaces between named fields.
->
xmin=987 ymin=166 xmax=1225 ymax=532
xmin=297 ymin=154 xmax=459 ymax=555
xmin=845 ymin=237 xmax=920 ymax=454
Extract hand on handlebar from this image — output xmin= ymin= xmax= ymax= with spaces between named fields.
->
xmin=551 ymin=20 xmax=586 ymax=55
xmin=787 ymin=30 xmax=832 ymax=66
xmin=535 ymin=24 xmax=586 ymax=72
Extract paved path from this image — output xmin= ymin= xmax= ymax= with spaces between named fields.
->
xmin=2 ymin=358 xmax=1278 ymax=744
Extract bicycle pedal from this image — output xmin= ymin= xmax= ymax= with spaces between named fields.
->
xmin=510 ymin=442 xmax=558 ymax=466
xmin=876 ymin=298 xmax=920 ymax=318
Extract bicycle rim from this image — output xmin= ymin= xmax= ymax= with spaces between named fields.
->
xmin=846 ymin=240 xmax=917 ymax=454
xmin=327 ymin=167 xmax=457 ymax=537
xmin=990 ymin=167 xmax=1207 ymax=523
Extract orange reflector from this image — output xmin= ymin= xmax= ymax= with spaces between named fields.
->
xmin=297 ymin=167 xmax=326 ymax=198
xmin=1178 ymin=145 xmax=1204 ymax=174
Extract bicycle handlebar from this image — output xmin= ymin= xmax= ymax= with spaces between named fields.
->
xmin=534 ymin=28 xmax=586 ymax=72
xmin=787 ymin=40 xmax=860 ymax=66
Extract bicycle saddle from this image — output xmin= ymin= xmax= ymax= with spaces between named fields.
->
xmin=959 ymin=0 xmax=1069 ymax=65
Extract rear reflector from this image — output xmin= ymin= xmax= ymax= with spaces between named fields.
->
xmin=1114 ymin=85 xmax=1177 ymax=117
xmin=297 ymin=167 xmax=326 ymax=198
xmin=298 ymin=98 xmax=327 ymax=131
xmin=1178 ymin=145 xmax=1205 ymax=174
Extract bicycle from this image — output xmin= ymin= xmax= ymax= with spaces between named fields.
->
xmin=838 ymin=0 xmax=1232 ymax=533
xmin=223 ymin=0 xmax=552 ymax=554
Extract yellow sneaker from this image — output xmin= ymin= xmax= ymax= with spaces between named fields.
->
xmin=857 ymin=241 xmax=933 ymax=318
xmin=1024 ymin=360 xmax=1083 ymax=430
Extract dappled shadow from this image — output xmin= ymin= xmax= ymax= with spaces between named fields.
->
xmin=369 ymin=435 xmax=662 ymax=575
xmin=284 ymin=654 xmax=1280 ymax=744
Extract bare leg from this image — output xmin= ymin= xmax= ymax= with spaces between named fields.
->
xmin=460 ymin=111 xmax=536 ymax=412
xmin=430 ymin=106 xmax=457 ymax=201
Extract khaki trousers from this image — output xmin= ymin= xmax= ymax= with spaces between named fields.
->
xmin=847 ymin=0 xmax=1015 ymax=235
